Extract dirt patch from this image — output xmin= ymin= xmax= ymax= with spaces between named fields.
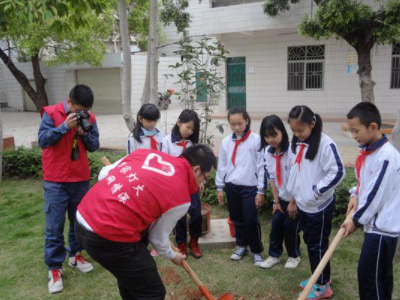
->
xmin=159 ymin=266 xmax=181 ymax=285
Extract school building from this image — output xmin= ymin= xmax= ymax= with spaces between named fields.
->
xmin=161 ymin=0 xmax=400 ymax=120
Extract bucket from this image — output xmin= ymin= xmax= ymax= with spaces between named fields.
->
xmin=227 ymin=218 xmax=235 ymax=237
xmin=201 ymin=203 xmax=211 ymax=235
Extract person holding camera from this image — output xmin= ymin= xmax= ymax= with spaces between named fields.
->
xmin=38 ymin=84 xmax=99 ymax=294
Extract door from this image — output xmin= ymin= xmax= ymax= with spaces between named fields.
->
xmin=227 ymin=57 xmax=246 ymax=109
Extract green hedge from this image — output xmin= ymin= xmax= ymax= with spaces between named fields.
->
xmin=2 ymin=147 xmax=125 ymax=185
xmin=202 ymin=168 xmax=357 ymax=226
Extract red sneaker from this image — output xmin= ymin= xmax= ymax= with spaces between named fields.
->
xmin=177 ymin=243 xmax=187 ymax=257
xmin=189 ymin=238 xmax=203 ymax=258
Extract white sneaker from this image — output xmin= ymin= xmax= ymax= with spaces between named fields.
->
xmin=230 ymin=247 xmax=249 ymax=261
xmin=285 ymin=257 xmax=301 ymax=269
xmin=68 ymin=253 xmax=94 ymax=273
xmin=253 ymin=253 xmax=264 ymax=266
xmin=260 ymin=256 xmax=280 ymax=269
xmin=48 ymin=269 xmax=63 ymax=294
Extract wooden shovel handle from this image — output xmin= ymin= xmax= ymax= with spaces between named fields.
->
xmin=101 ymin=156 xmax=111 ymax=166
xmin=169 ymin=242 xmax=205 ymax=288
xmin=298 ymin=209 xmax=355 ymax=300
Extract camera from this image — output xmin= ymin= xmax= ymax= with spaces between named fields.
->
xmin=76 ymin=110 xmax=93 ymax=133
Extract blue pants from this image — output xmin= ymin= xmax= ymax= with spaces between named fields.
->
xmin=225 ymin=183 xmax=263 ymax=254
xmin=44 ymin=181 xmax=90 ymax=270
xmin=358 ymin=233 xmax=398 ymax=300
xmin=269 ymin=199 xmax=301 ymax=258
xmin=299 ymin=199 xmax=334 ymax=285
xmin=175 ymin=193 xmax=202 ymax=244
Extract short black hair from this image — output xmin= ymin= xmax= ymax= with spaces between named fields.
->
xmin=288 ymin=105 xmax=323 ymax=161
xmin=69 ymin=85 xmax=94 ymax=108
xmin=227 ymin=107 xmax=251 ymax=132
xmin=171 ymin=109 xmax=200 ymax=144
xmin=347 ymin=102 xmax=381 ymax=129
xmin=132 ymin=104 xmax=161 ymax=143
xmin=181 ymin=144 xmax=217 ymax=174
xmin=259 ymin=114 xmax=289 ymax=151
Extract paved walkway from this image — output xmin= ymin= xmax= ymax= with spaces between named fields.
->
xmin=2 ymin=103 xmax=359 ymax=166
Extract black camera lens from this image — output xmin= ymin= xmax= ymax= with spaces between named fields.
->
xmin=77 ymin=111 xmax=93 ymax=133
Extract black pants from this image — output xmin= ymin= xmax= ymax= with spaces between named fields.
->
xmin=299 ymin=199 xmax=334 ymax=285
xmin=175 ymin=193 xmax=202 ymax=244
xmin=225 ymin=183 xmax=263 ymax=254
xmin=358 ymin=232 xmax=398 ymax=300
xmin=75 ymin=221 xmax=166 ymax=300
xmin=269 ymin=199 xmax=301 ymax=258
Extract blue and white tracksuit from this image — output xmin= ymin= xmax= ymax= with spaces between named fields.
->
xmin=264 ymin=143 xmax=301 ymax=259
xmin=287 ymin=133 xmax=345 ymax=285
xmin=350 ymin=136 xmax=400 ymax=300
xmin=216 ymin=131 xmax=265 ymax=254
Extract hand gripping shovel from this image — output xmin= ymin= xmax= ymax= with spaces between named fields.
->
xmin=297 ymin=209 xmax=355 ymax=300
xmin=170 ymin=243 xmax=234 ymax=300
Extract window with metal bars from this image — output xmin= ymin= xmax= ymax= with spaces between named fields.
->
xmin=288 ymin=45 xmax=325 ymax=91
xmin=391 ymin=43 xmax=400 ymax=89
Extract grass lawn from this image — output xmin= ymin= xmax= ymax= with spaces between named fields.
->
xmin=1 ymin=179 xmax=399 ymax=300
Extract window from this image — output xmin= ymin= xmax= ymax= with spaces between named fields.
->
xmin=391 ymin=43 xmax=400 ymax=89
xmin=288 ymin=45 xmax=325 ymax=91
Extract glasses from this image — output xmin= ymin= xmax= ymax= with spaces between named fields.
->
xmin=201 ymin=171 xmax=209 ymax=185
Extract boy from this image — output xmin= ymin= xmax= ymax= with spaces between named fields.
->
xmin=38 ymin=84 xmax=99 ymax=293
xmin=342 ymin=102 xmax=400 ymax=300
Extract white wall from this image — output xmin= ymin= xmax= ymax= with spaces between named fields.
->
xmin=0 ymin=65 xmax=7 ymax=105
xmin=218 ymin=31 xmax=400 ymax=119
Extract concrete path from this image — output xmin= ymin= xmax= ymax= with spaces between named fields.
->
xmin=2 ymin=103 xmax=359 ymax=166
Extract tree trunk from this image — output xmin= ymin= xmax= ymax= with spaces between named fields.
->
xmin=141 ymin=39 xmax=151 ymax=105
xmin=0 ymin=106 xmax=2 ymax=183
xmin=31 ymin=53 xmax=48 ymax=112
xmin=0 ymin=48 xmax=48 ymax=111
xmin=356 ymin=47 xmax=375 ymax=103
xmin=149 ymin=0 xmax=159 ymax=105
xmin=118 ymin=0 xmax=134 ymax=132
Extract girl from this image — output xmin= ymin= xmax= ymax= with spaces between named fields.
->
xmin=127 ymin=104 xmax=164 ymax=154
xmin=161 ymin=109 xmax=203 ymax=258
xmin=286 ymin=106 xmax=345 ymax=299
xmin=258 ymin=115 xmax=301 ymax=270
xmin=216 ymin=107 xmax=265 ymax=266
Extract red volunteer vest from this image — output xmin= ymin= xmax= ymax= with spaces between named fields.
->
xmin=78 ymin=149 xmax=199 ymax=243
xmin=40 ymin=102 xmax=96 ymax=182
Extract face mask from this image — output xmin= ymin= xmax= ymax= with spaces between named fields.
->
xmin=142 ymin=127 xmax=157 ymax=136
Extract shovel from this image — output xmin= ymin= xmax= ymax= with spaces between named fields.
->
xmin=297 ymin=209 xmax=355 ymax=300
xmin=170 ymin=242 xmax=235 ymax=300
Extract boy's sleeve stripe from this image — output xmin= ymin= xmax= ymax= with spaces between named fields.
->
xmin=353 ymin=160 xmax=389 ymax=223
xmin=319 ymin=144 xmax=344 ymax=194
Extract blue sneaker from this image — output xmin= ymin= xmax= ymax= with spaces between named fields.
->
xmin=298 ymin=284 xmax=333 ymax=299
xmin=299 ymin=278 xmax=332 ymax=290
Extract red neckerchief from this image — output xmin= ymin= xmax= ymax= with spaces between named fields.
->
xmin=231 ymin=130 xmax=251 ymax=167
xmin=272 ymin=152 xmax=284 ymax=188
xmin=355 ymin=139 xmax=388 ymax=195
xmin=177 ymin=140 xmax=188 ymax=151
xmin=148 ymin=135 xmax=159 ymax=150
xmin=293 ymin=143 xmax=306 ymax=170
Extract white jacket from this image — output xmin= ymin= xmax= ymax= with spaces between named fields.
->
xmin=351 ymin=136 xmax=400 ymax=237
xmin=127 ymin=129 xmax=164 ymax=154
xmin=287 ymin=133 xmax=345 ymax=213
xmin=216 ymin=131 xmax=265 ymax=194
xmin=264 ymin=143 xmax=292 ymax=202
xmin=160 ymin=133 xmax=193 ymax=157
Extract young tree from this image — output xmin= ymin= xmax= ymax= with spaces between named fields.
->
xmin=0 ymin=106 xmax=2 ymax=182
xmin=264 ymin=0 xmax=400 ymax=103
xmin=0 ymin=0 xmax=112 ymax=112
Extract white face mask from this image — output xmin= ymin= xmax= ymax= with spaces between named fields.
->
xmin=142 ymin=127 xmax=158 ymax=136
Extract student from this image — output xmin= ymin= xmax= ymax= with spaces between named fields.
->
xmin=216 ymin=107 xmax=265 ymax=266
xmin=127 ymin=104 xmax=164 ymax=154
xmin=75 ymin=146 xmax=217 ymax=300
xmin=342 ymin=102 xmax=400 ymax=300
xmin=258 ymin=115 xmax=301 ymax=270
xmin=286 ymin=105 xmax=345 ymax=299
xmin=161 ymin=109 xmax=203 ymax=258
xmin=38 ymin=85 xmax=99 ymax=294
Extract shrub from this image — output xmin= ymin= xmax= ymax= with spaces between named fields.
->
xmin=2 ymin=147 xmax=125 ymax=185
